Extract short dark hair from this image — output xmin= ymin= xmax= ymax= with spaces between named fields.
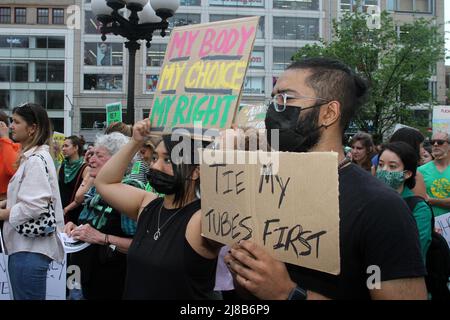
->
xmin=287 ymin=57 xmax=369 ymax=134
xmin=389 ymin=127 xmax=424 ymax=164
xmin=380 ymin=141 xmax=418 ymax=189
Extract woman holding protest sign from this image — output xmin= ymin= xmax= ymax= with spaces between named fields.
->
xmin=0 ymin=103 xmax=64 ymax=300
xmin=95 ymin=119 xmax=222 ymax=299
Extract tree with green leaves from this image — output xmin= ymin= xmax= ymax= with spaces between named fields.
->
xmin=292 ymin=8 xmax=445 ymax=139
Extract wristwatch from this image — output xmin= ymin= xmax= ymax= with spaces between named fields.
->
xmin=287 ymin=286 xmax=308 ymax=300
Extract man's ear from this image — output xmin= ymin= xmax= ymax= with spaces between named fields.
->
xmin=321 ymin=101 xmax=341 ymax=128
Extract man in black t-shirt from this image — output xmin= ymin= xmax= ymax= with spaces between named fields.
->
xmin=224 ymin=58 xmax=427 ymax=300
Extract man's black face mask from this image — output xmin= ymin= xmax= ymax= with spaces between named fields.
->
xmin=265 ymin=102 xmax=324 ymax=152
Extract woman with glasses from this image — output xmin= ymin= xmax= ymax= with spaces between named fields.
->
xmin=376 ymin=141 xmax=432 ymax=262
xmin=0 ymin=103 xmax=64 ymax=300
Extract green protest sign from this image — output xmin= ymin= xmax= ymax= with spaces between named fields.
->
xmin=106 ymin=102 xmax=122 ymax=126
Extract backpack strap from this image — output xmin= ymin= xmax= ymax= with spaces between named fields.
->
xmin=404 ymin=196 xmax=425 ymax=212
xmin=404 ymin=195 xmax=436 ymax=231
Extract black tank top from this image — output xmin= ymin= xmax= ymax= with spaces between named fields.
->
xmin=124 ymin=198 xmax=217 ymax=300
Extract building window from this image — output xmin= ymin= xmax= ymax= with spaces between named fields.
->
xmin=273 ymin=17 xmax=319 ymax=40
xmin=37 ymin=8 xmax=49 ymax=24
xmin=0 ymin=90 xmax=10 ymax=109
xmin=273 ymin=0 xmax=319 ymax=10
xmin=209 ymin=0 xmax=265 ymax=7
xmin=84 ymin=10 xmax=102 ymax=34
xmin=36 ymin=36 xmax=65 ymax=49
xmin=0 ymin=7 xmax=11 ymax=24
xmin=340 ymin=0 xmax=379 ymax=12
xmin=84 ymin=42 xmax=123 ymax=66
xmin=210 ymin=15 xmax=265 ymax=39
xmin=146 ymin=75 xmax=159 ymax=92
xmin=386 ymin=0 xmax=433 ymax=13
xmin=80 ymin=108 xmax=126 ymax=129
xmin=273 ymin=47 xmax=298 ymax=70
xmin=84 ymin=74 xmax=123 ymax=91
xmin=0 ymin=35 xmax=29 ymax=48
xmin=14 ymin=8 xmax=26 ymax=24
xmin=35 ymin=61 xmax=64 ymax=82
xmin=249 ymin=47 xmax=265 ymax=69
xmin=243 ymin=76 xmax=265 ymax=95
xmin=34 ymin=90 xmax=64 ymax=110
xmin=146 ymin=44 xmax=167 ymax=67
xmin=10 ymin=62 xmax=28 ymax=82
xmin=180 ymin=0 xmax=201 ymax=5
xmin=50 ymin=118 xmax=64 ymax=133
xmin=168 ymin=13 xmax=201 ymax=34
xmin=52 ymin=9 xmax=64 ymax=25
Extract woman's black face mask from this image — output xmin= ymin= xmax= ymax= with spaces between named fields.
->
xmin=146 ymin=169 xmax=178 ymax=195
xmin=265 ymin=102 xmax=324 ymax=152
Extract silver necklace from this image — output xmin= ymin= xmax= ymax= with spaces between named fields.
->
xmin=153 ymin=203 xmax=183 ymax=241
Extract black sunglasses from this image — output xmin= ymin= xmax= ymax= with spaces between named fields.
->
xmin=431 ymin=139 xmax=448 ymax=146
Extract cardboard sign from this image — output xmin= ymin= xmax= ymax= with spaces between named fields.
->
xmin=106 ymin=102 xmax=123 ymax=126
xmin=236 ymin=103 xmax=267 ymax=129
xmin=435 ymin=212 xmax=450 ymax=249
xmin=150 ymin=17 xmax=259 ymax=137
xmin=200 ymin=150 xmax=341 ymax=275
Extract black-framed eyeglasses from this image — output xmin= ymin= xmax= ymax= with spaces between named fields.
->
xmin=431 ymin=139 xmax=449 ymax=146
xmin=266 ymin=93 xmax=330 ymax=112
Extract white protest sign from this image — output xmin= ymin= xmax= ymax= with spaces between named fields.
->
xmin=0 ymin=254 xmax=67 ymax=300
xmin=435 ymin=212 xmax=450 ymax=249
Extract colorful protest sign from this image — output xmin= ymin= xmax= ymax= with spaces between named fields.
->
xmin=435 ymin=212 xmax=450 ymax=249
xmin=106 ymin=102 xmax=123 ymax=127
xmin=200 ymin=150 xmax=340 ymax=274
xmin=236 ymin=103 xmax=267 ymax=129
xmin=432 ymin=105 xmax=450 ymax=135
xmin=52 ymin=131 xmax=65 ymax=165
xmin=150 ymin=17 xmax=259 ymax=137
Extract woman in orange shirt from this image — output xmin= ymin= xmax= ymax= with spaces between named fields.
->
xmin=0 ymin=111 xmax=20 ymax=200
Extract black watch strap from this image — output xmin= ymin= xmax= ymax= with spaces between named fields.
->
xmin=287 ymin=286 xmax=308 ymax=300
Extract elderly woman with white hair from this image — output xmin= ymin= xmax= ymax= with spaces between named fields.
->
xmin=64 ymin=132 xmax=132 ymax=300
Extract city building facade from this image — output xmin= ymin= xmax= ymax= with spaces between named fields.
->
xmin=0 ymin=0 xmax=445 ymax=140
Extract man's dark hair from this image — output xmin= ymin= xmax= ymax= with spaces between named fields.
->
xmin=287 ymin=57 xmax=369 ymax=134
xmin=379 ymin=141 xmax=418 ymax=189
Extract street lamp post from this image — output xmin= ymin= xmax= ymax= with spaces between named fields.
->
xmin=91 ymin=0 xmax=179 ymax=124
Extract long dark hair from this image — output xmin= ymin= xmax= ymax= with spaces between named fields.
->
xmin=12 ymin=103 xmax=52 ymax=152
xmin=160 ymin=135 xmax=208 ymax=207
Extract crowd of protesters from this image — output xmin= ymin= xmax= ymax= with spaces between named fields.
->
xmin=0 ymin=57 xmax=449 ymax=300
